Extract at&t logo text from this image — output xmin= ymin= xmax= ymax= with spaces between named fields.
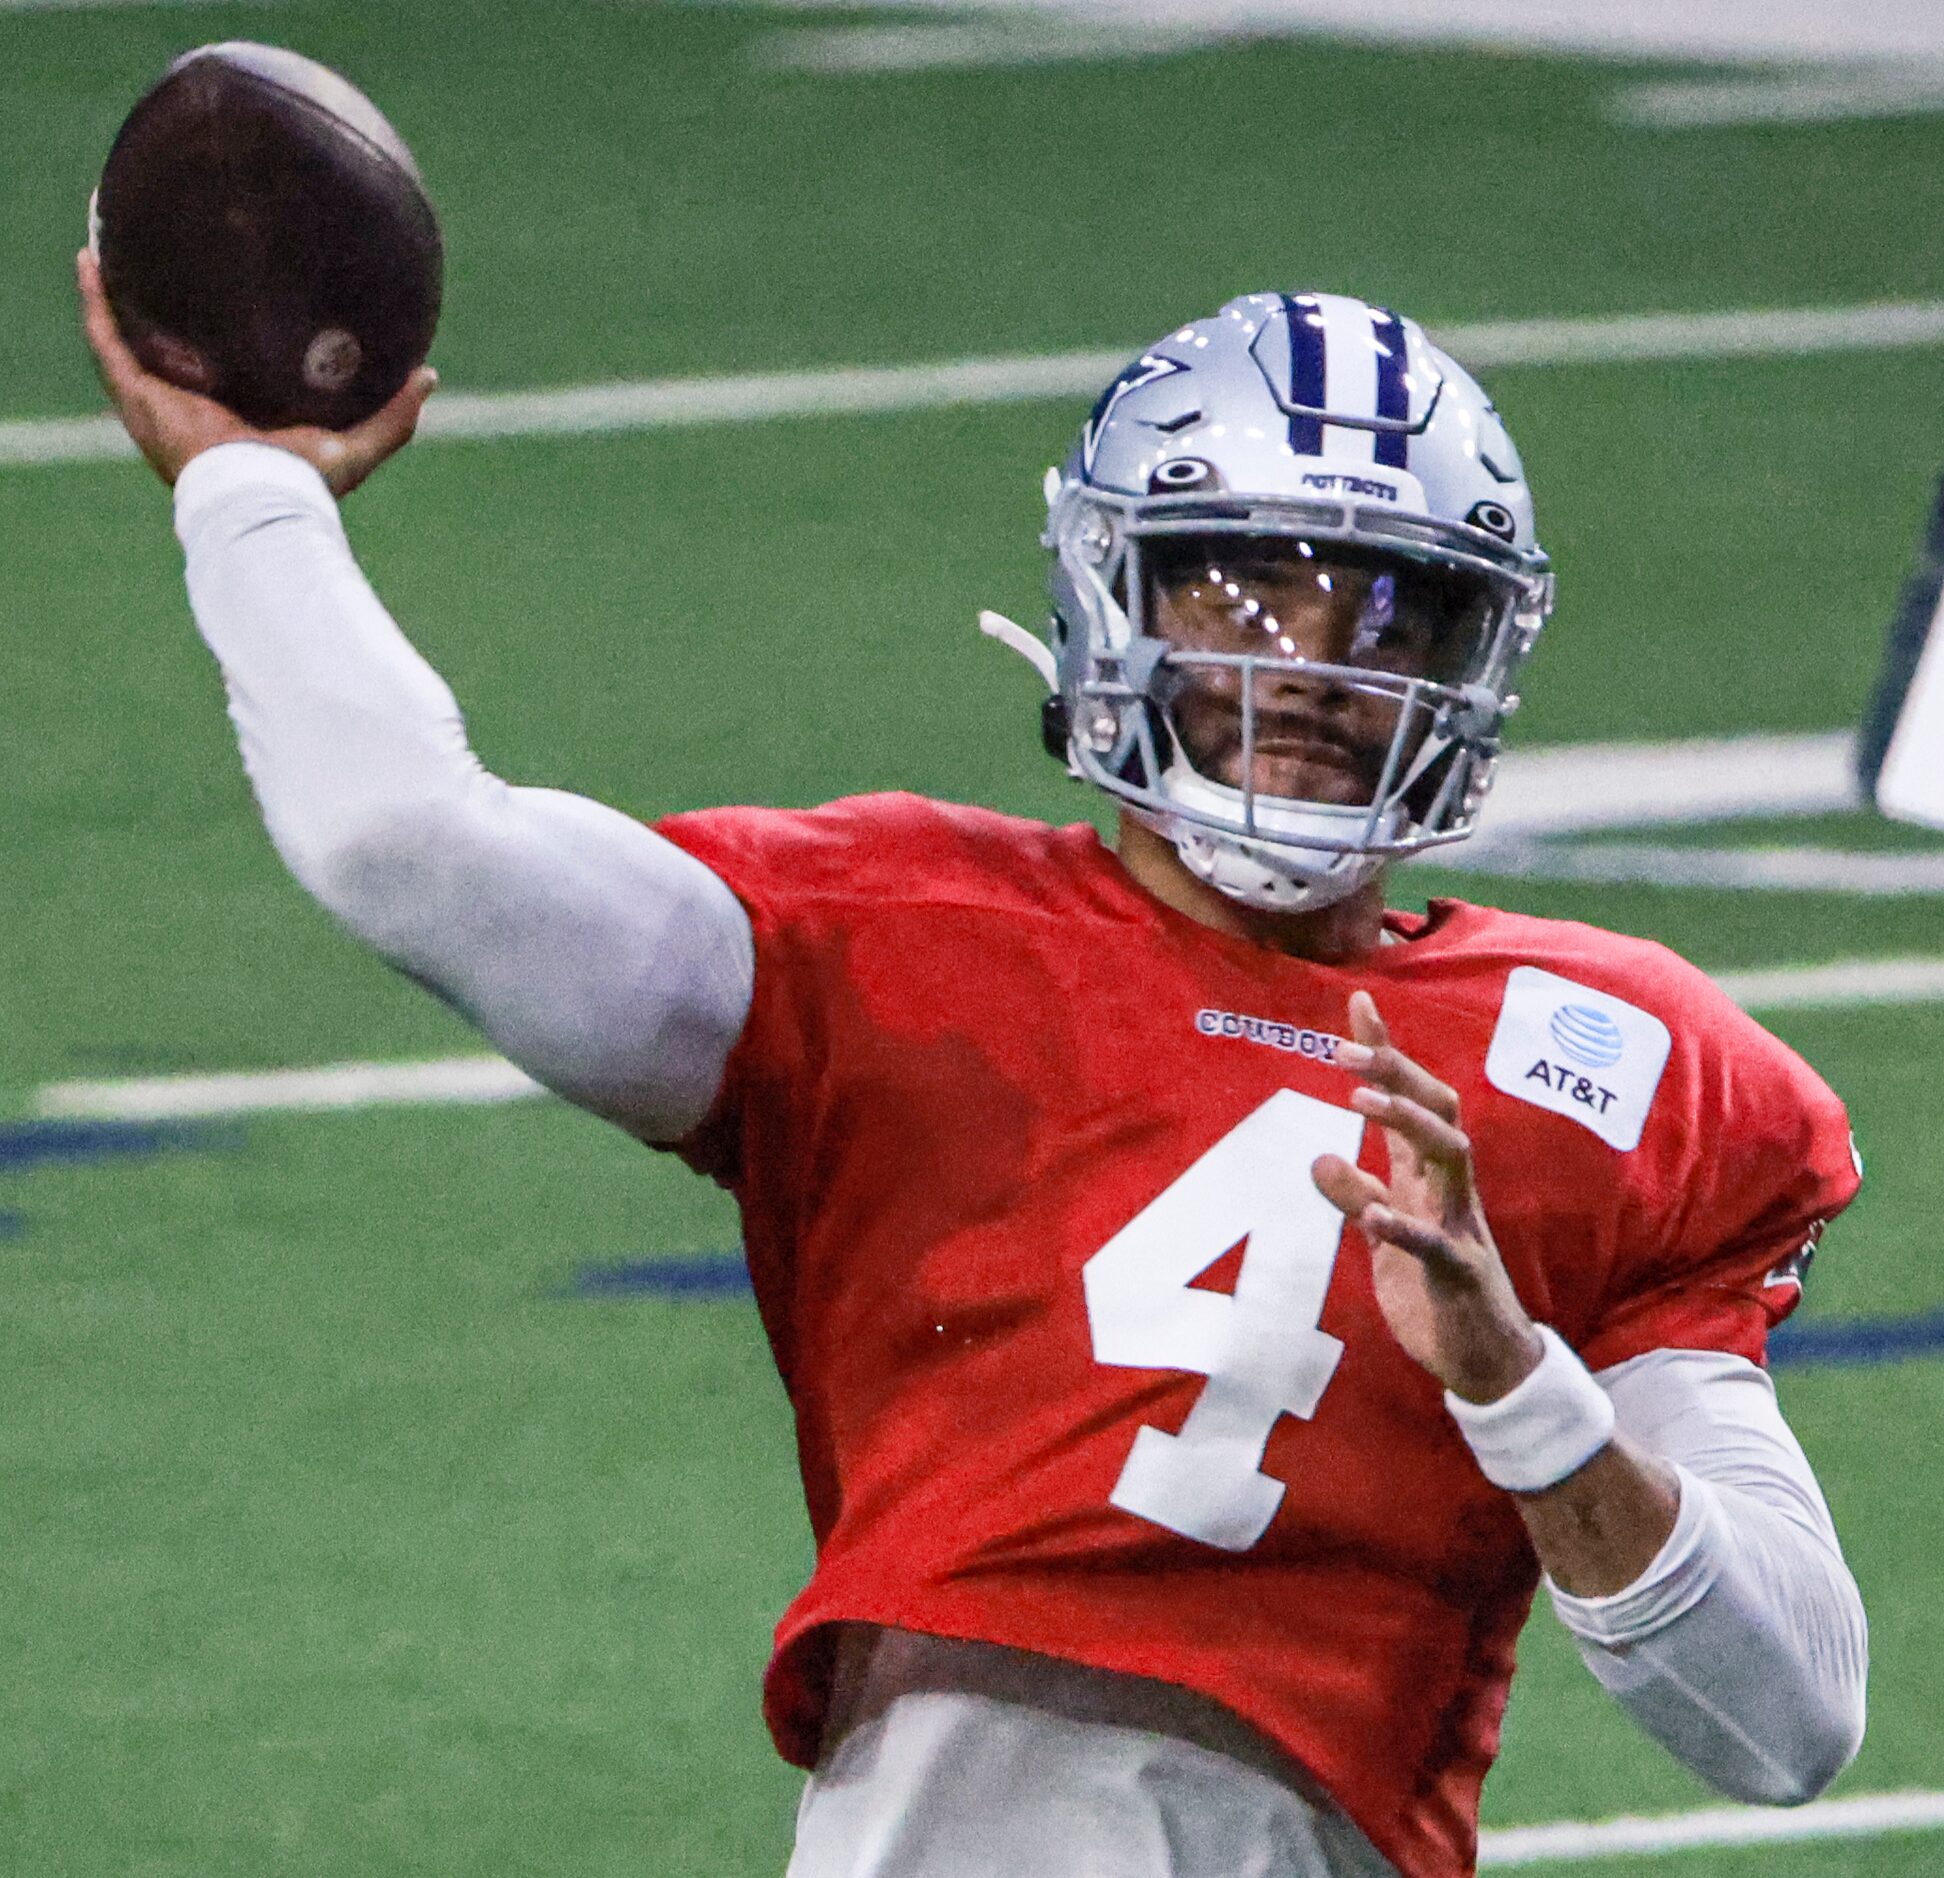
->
xmin=1524 ymin=1059 xmax=1618 ymax=1115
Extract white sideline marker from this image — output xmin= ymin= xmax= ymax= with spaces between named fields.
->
xmin=725 ymin=0 xmax=1944 ymax=69
xmin=1712 ymin=957 xmax=1944 ymax=1013
xmin=0 ymin=0 xmax=272 ymax=10
xmin=29 ymin=957 xmax=1944 ymax=1123
xmin=11 ymin=299 xmax=1944 ymax=470
xmin=1478 ymin=732 xmax=1857 ymax=839
xmin=1477 ymin=1787 xmax=1944 ymax=1866
xmin=35 ymin=1056 xmax=546 ymax=1122
xmin=1448 ymin=842 xmax=1944 ymax=896
xmin=1612 ymin=65 xmax=1944 ymax=130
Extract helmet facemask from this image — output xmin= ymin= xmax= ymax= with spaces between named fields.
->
xmin=1049 ymin=487 xmax=1547 ymax=911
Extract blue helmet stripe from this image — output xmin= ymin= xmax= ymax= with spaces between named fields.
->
xmin=1369 ymin=307 xmax=1410 ymax=469
xmin=1281 ymin=293 xmax=1326 ymax=457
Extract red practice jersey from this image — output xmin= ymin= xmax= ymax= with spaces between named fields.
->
xmin=655 ymin=793 xmax=1860 ymax=1878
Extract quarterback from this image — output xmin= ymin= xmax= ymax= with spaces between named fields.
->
xmin=82 ymin=256 xmax=1868 ymax=1878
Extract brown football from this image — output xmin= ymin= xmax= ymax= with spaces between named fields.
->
xmin=94 ymin=43 xmax=442 ymax=431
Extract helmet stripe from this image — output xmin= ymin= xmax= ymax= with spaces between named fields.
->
xmin=1316 ymin=295 xmax=1381 ymax=463
xmin=1369 ymin=307 xmax=1411 ymax=469
xmin=1280 ymin=293 xmax=1326 ymax=456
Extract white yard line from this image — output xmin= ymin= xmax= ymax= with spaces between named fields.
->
xmin=1480 ymin=731 xmax=1857 ymax=839
xmin=718 ymin=0 xmax=1944 ymax=67
xmin=34 ymin=1056 xmax=545 ymax=1122
xmin=28 ymin=956 xmax=1944 ymax=1123
xmin=0 ymin=0 xmax=273 ymax=10
xmin=1612 ymin=65 xmax=1944 ymax=130
xmin=1713 ymin=957 xmax=1944 ymax=1012
xmin=1478 ymin=1787 xmax=1944 ymax=1866
xmin=1449 ymin=842 xmax=1944 ymax=895
xmin=757 ymin=20 xmax=1227 ymax=73
xmin=10 ymin=300 xmax=1944 ymax=471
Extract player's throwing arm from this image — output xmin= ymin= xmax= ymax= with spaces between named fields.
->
xmin=78 ymin=252 xmax=754 ymax=1142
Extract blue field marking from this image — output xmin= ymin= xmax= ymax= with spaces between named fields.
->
xmin=563 ymin=1251 xmax=754 ymax=1299
xmin=1771 ymin=1309 xmax=1944 ymax=1368
xmin=0 ymin=1119 xmax=237 ymax=1238
xmin=0 ymin=1118 xmax=226 ymax=1172
xmin=561 ymin=1251 xmax=1944 ymax=1373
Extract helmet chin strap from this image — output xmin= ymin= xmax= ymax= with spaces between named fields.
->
xmin=1153 ymin=766 xmax=1396 ymax=913
xmin=1172 ymin=824 xmax=1382 ymax=913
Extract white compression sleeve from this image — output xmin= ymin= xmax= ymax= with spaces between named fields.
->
xmin=172 ymin=442 xmax=754 ymax=1141
xmin=1549 ymin=1348 xmax=1868 ymax=1804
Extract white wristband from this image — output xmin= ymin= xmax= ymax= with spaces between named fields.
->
xmin=1445 ymin=1324 xmax=1617 ymax=1493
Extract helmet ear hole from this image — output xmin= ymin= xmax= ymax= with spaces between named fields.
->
xmin=1465 ymin=499 xmax=1518 ymax=542
xmin=1148 ymin=457 xmax=1218 ymax=494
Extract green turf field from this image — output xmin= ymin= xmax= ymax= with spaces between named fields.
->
xmin=5 ymin=4 xmax=1944 ymax=1873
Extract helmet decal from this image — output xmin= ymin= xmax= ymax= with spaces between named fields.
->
xmin=1082 ymin=353 xmax=1189 ymax=476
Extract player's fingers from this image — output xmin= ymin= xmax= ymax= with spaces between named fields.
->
xmin=76 ymin=250 xmax=149 ymax=403
xmin=361 ymin=364 xmax=438 ymax=450
xmin=319 ymin=366 xmax=438 ymax=495
xmin=1358 ymin=1203 xmax=1471 ymax=1278
xmin=1347 ymin=989 xmax=1390 ymax=1052
xmin=1349 ymin=1085 xmax=1473 ymax=1174
xmin=1338 ymin=1040 xmax=1461 ymax=1124
xmin=1311 ymin=1152 xmax=1388 ymax=1220
xmin=379 ymin=364 xmax=438 ymax=439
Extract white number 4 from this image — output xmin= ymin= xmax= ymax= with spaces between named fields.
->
xmin=1082 ymin=1088 xmax=1366 ymax=1553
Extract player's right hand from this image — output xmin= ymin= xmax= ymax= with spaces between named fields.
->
xmin=78 ymin=248 xmax=437 ymax=497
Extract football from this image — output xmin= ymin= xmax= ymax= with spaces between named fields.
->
xmin=93 ymin=43 xmax=442 ymax=432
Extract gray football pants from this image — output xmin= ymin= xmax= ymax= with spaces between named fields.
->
xmin=786 ymin=1630 xmax=1400 ymax=1878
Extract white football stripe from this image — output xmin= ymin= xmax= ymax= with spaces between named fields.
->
xmin=753 ymin=19 xmax=1222 ymax=73
xmin=1448 ymin=841 xmax=1944 ymax=895
xmin=1477 ymin=1788 xmax=1944 ymax=1865
xmin=1712 ymin=957 xmax=1944 ymax=1012
xmin=727 ymin=0 xmax=1944 ymax=67
xmin=10 ymin=300 xmax=1944 ymax=470
xmin=1479 ymin=731 xmax=1858 ymax=838
xmin=0 ymin=0 xmax=272 ymax=10
xmin=1613 ymin=66 xmax=1944 ymax=130
xmin=34 ymin=1056 xmax=546 ymax=1121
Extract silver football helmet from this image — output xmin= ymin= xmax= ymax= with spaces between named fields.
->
xmin=987 ymin=291 xmax=1553 ymax=912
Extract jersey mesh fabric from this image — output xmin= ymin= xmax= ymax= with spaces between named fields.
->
xmin=653 ymin=793 xmax=1860 ymax=1878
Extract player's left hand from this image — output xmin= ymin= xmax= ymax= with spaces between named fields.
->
xmin=1312 ymin=990 xmax=1545 ymax=1403
xmin=78 ymin=248 xmax=435 ymax=497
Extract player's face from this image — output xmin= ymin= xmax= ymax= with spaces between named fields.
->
xmin=1146 ymin=538 xmax=1490 ymax=805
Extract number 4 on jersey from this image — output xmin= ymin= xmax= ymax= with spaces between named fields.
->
xmin=1082 ymin=1088 xmax=1366 ymax=1553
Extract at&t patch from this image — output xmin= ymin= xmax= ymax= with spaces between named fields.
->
xmin=1484 ymin=966 xmax=1672 ymax=1151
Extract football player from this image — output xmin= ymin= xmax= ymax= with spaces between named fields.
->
xmin=82 ymin=256 xmax=1868 ymax=1878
